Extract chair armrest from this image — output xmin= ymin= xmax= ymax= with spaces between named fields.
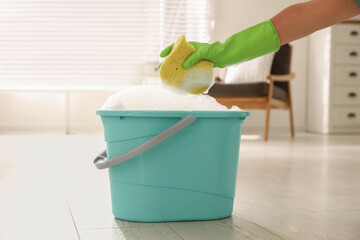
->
xmin=267 ymin=73 xmax=295 ymax=82
xmin=215 ymin=76 xmax=223 ymax=82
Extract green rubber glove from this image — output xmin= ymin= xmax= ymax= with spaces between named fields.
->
xmin=160 ymin=20 xmax=280 ymax=69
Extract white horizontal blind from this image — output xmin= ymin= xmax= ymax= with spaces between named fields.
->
xmin=0 ymin=0 xmax=213 ymax=88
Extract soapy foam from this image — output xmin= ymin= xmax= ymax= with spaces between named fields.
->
xmin=178 ymin=69 xmax=215 ymax=94
xmin=101 ymin=86 xmax=240 ymax=111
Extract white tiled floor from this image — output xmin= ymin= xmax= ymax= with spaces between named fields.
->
xmin=0 ymin=133 xmax=359 ymax=240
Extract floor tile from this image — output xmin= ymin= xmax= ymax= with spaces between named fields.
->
xmin=0 ymin=136 xmax=79 ymax=240
xmin=1 ymin=133 xmax=360 ymax=240
xmin=167 ymin=215 xmax=283 ymax=240
xmin=234 ymin=209 xmax=360 ymax=240
xmin=79 ymin=226 xmax=182 ymax=240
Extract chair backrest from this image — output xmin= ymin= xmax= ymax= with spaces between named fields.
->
xmin=271 ymin=44 xmax=292 ymax=74
xmin=270 ymin=43 xmax=292 ymax=91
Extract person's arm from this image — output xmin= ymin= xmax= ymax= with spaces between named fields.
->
xmin=160 ymin=0 xmax=360 ymax=69
xmin=271 ymin=0 xmax=360 ymax=45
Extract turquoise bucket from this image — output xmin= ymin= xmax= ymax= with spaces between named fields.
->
xmin=95 ymin=110 xmax=249 ymax=222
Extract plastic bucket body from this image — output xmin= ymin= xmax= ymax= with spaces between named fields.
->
xmin=97 ymin=110 xmax=249 ymax=222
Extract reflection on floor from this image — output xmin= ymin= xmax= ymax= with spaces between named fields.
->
xmin=0 ymin=133 xmax=359 ymax=240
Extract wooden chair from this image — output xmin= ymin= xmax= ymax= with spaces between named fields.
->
xmin=208 ymin=44 xmax=295 ymax=140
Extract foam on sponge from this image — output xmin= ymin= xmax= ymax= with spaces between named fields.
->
xmin=160 ymin=35 xmax=214 ymax=94
xmin=101 ymin=86 xmax=240 ymax=111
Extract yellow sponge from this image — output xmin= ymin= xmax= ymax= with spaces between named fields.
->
xmin=159 ymin=35 xmax=214 ymax=94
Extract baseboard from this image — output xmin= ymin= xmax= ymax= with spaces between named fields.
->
xmin=0 ymin=125 xmax=65 ymax=134
xmin=242 ymin=125 xmax=306 ymax=134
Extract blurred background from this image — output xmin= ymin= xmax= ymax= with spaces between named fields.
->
xmin=1 ymin=1 xmax=360 ymax=239
xmin=0 ymin=0 xmax=359 ymax=136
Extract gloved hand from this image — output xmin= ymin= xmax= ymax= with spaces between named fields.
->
xmin=160 ymin=20 xmax=280 ymax=69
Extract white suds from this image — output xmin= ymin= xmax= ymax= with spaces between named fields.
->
xmin=101 ymin=86 xmax=240 ymax=111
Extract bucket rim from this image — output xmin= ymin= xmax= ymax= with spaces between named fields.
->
xmin=97 ymin=110 xmax=250 ymax=118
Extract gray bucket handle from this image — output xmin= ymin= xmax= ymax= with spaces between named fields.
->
xmin=94 ymin=115 xmax=195 ymax=170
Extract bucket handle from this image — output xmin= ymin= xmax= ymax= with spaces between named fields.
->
xmin=94 ymin=115 xmax=195 ymax=170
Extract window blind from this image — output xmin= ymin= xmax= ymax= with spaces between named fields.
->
xmin=0 ymin=0 xmax=213 ymax=88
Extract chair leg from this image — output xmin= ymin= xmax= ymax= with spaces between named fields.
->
xmin=264 ymin=105 xmax=271 ymax=141
xmin=264 ymin=81 xmax=274 ymax=141
xmin=287 ymin=82 xmax=295 ymax=137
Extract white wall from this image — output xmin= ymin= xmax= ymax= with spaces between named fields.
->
xmin=0 ymin=1 xmax=310 ymax=135
xmin=0 ymin=90 xmax=114 ymax=134
xmin=212 ymin=0 xmax=308 ymax=132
